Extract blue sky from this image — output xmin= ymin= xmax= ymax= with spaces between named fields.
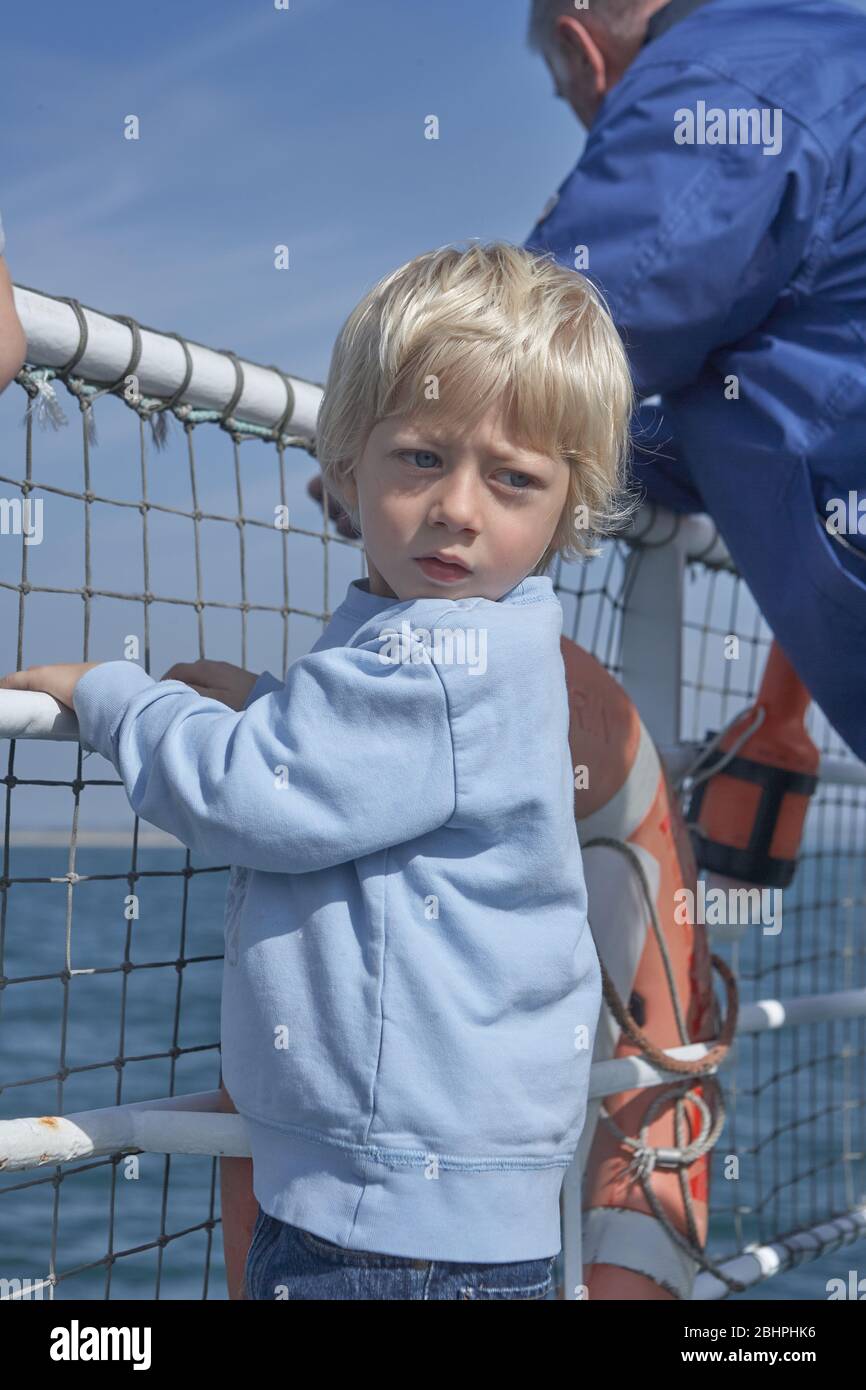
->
xmin=3 ymin=0 xmax=583 ymax=377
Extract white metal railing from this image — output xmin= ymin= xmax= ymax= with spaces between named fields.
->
xmin=13 ymin=283 xmax=322 ymax=437
xmin=692 ymin=1208 xmax=866 ymax=1300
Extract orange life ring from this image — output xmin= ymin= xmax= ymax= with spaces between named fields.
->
xmin=561 ymin=637 xmax=737 ymax=1300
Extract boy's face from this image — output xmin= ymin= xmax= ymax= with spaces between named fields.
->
xmin=340 ymin=403 xmax=571 ymax=602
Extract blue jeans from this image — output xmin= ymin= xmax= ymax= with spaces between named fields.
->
xmin=243 ymin=1206 xmax=556 ymax=1300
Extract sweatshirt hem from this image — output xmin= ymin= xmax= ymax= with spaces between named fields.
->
xmin=244 ymin=1113 xmax=567 ymax=1262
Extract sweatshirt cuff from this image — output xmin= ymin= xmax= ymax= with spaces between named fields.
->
xmin=72 ymin=660 xmax=157 ymax=761
xmin=241 ymin=669 xmax=283 ymax=709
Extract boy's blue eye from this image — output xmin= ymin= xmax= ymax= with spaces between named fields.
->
xmin=398 ymin=452 xmax=536 ymax=492
xmin=400 ymin=450 xmax=536 ymax=494
xmin=401 ymin=450 xmax=440 ymax=469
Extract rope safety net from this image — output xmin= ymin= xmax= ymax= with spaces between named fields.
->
xmin=0 ymin=286 xmax=863 ymax=1299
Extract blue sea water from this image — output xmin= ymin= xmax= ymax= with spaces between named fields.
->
xmin=0 ymin=846 xmax=863 ymax=1303
xmin=0 ymin=845 xmax=231 ymax=1300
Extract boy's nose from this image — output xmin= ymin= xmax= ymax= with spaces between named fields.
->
xmin=427 ymin=478 xmax=483 ymax=529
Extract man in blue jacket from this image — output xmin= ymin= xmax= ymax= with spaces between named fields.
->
xmin=524 ymin=0 xmax=866 ymax=761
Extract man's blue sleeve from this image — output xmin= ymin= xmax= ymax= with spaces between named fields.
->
xmin=631 ymin=398 xmax=704 ymax=513
xmin=524 ymin=59 xmax=827 ymax=397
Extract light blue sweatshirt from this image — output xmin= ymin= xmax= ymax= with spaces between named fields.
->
xmin=73 ymin=573 xmax=602 ymax=1261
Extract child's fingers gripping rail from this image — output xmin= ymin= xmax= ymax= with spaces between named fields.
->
xmin=160 ymin=659 xmax=260 ymax=710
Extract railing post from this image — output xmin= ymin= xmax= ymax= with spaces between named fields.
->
xmin=619 ymin=516 xmax=688 ymax=748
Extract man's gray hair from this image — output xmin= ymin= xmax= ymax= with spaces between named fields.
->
xmin=527 ymin=0 xmax=651 ymax=51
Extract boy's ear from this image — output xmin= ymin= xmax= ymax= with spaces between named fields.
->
xmin=340 ymin=470 xmax=358 ymax=511
xmin=306 ymin=474 xmax=361 ymax=539
xmin=339 ymin=472 xmax=364 ymax=533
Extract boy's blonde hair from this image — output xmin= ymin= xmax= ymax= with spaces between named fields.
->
xmin=315 ymin=240 xmax=638 ymax=572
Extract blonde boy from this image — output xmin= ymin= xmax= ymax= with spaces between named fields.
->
xmin=3 ymin=241 xmax=636 ymax=1300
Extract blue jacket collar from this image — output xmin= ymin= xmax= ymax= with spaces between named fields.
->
xmin=642 ymin=0 xmax=718 ymax=48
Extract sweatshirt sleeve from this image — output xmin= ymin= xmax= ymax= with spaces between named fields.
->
xmin=72 ymin=645 xmax=456 ymax=873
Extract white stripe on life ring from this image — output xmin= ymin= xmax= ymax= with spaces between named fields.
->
xmin=582 ymin=1206 xmax=697 ymax=1300
xmin=577 ymin=720 xmax=661 ymax=844
xmin=584 ymin=841 xmax=659 ymax=1061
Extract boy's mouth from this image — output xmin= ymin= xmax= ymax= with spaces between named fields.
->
xmin=414 ymin=555 xmax=473 ymax=583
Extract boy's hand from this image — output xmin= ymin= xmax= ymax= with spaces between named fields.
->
xmin=0 ymin=662 xmax=103 ymax=709
xmin=160 ymin=659 xmax=259 ymax=711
